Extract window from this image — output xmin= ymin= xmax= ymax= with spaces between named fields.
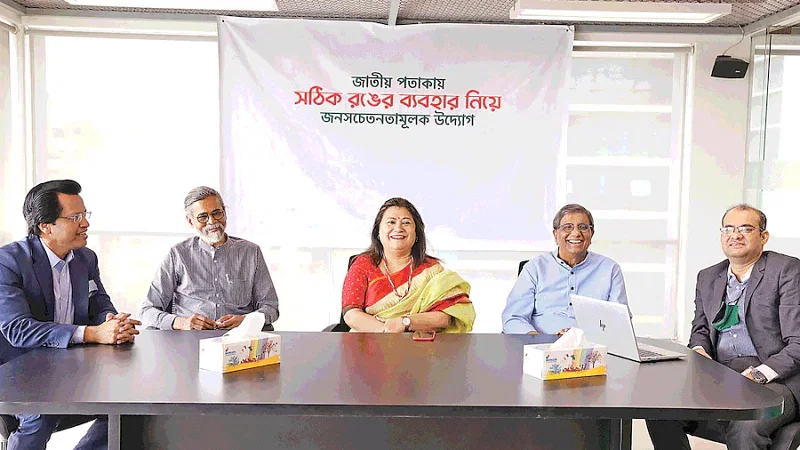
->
xmin=31 ymin=34 xmax=220 ymax=317
xmin=564 ymin=49 xmax=688 ymax=338
xmin=746 ymin=34 xmax=800 ymax=257
xmin=0 ymin=26 xmax=21 ymax=245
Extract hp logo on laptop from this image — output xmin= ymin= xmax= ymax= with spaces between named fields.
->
xmin=600 ymin=320 xmax=606 ymax=332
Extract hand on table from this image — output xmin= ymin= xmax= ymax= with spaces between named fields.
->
xmin=105 ymin=312 xmax=141 ymax=327
xmin=379 ymin=317 xmax=406 ymax=333
xmin=215 ymin=314 xmax=245 ymax=330
xmin=86 ymin=314 xmax=140 ymax=345
xmin=173 ymin=313 xmax=216 ymax=331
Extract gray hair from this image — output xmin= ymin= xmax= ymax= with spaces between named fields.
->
xmin=184 ymin=186 xmax=224 ymax=217
xmin=722 ymin=204 xmax=767 ymax=232
xmin=552 ymin=204 xmax=595 ymax=230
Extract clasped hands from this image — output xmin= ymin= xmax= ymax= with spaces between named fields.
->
xmin=375 ymin=316 xmax=406 ymax=333
xmin=173 ymin=313 xmax=245 ymax=331
xmin=85 ymin=312 xmax=141 ymax=345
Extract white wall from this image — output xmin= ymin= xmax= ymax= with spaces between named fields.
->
xmin=682 ymin=38 xmax=751 ymax=341
xmin=577 ymin=30 xmax=752 ymax=341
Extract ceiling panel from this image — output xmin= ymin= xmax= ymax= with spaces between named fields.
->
xmin=8 ymin=0 xmax=800 ymax=27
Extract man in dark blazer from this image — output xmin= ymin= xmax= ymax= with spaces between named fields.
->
xmin=0 ymin=179 xmax=139 ymax=450
xmin=647 ymin=204 xmax=800 ymax=450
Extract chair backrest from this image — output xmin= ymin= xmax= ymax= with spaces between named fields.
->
xmin=0 ymin=414 xmax=19 ymax=439
xmin=772 ymin=421 xmax=800 ymax=450
xmin=322 ymin=254 xmax=362 ymax=332
xmin=518 ymin=260 xmax=529 ymax=276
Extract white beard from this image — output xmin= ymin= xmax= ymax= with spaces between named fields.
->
xmin=201 ymin=224 xmax=226 ymax=245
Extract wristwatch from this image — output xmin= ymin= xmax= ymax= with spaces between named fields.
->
xmin=750 ymin=367 xmax=768 ymax=384
xmin=401 ymin=315 xmax=412 ymax=332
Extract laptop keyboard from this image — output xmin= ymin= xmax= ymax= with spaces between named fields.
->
xmin=638 ymin=349 xmax=665 ymax=359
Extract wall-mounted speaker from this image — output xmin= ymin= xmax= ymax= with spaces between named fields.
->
xmin=711 ymin=55 xmax=749 ymax=79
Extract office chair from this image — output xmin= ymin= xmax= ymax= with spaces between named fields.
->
xmin=773 ymin=423 xmax=800 ymax=450
xmin=518 ymin=260 xmax=529 ymax=276
xmin=1 ymin=415 xmax=94 ymax=450
xmin=322 ymin=254 xmax=360 ymax=332
xmin=1 ymin=415 xmax=18 ymax=449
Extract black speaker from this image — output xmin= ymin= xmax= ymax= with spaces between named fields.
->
xmin=711 ymin=55 xmax=749 ymax=79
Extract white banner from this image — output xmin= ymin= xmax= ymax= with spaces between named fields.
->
xmin=219 ymin=18 xmax=573 ymax=251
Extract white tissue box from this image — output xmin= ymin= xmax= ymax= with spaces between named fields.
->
xmin=199 ymin=332 xmax=281 ymax=373
xmin=523 ymin=343 xmax=607 ymax=380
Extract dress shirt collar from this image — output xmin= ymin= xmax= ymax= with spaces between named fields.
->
xmin=39 ymin=237 xmax=74 ymax=268
xmin=551 ymin=248 xmax=592 ymax=269
xmin=197 ymin=234 xmax=229 ymax=255
xmin=727 ymin=264 xmax=754 ymax=284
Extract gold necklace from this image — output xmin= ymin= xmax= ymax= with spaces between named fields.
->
xmin=383 ymin=257 xmax=414 ymax=300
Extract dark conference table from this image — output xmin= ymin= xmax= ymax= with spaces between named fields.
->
xmin=0 ymin=331 xmax=784 ymax=450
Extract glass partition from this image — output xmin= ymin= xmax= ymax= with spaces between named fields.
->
xmin=746 ymin=31 xmax=800 ymax=257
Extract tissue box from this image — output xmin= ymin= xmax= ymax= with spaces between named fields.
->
xmin=199 ymin=332 xmax=281 ymax=373
xmin=523 ymin=343 xmax=607 ymax=380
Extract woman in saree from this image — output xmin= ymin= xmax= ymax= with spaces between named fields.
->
xmin=342 ymin=197 xmax=475 ymax=333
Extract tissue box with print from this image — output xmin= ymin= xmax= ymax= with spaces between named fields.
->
xmin=523 ymin=342 xmax=607 ymax=380
xmin=199 ymin=332 xmax=280 ymax=373
xmin=198 ymin=312 xmax=280 ymax=373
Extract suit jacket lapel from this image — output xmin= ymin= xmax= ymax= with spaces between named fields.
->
xmin=30 ymin=237 xmax=56 ymax=322
xmin=70 ymin=256 xmax=89 ymax=325
xmin=709 ymin=265 xmax=727 ymax=345
xmin=742 ymin=253 xmax=767 ymax=315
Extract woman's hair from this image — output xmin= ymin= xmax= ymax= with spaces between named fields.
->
xmin=364 ymin=197 xmax=435 ymax=268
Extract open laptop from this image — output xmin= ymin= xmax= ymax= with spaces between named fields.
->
xmin=571 ymin=294 xmax=685 ymax=363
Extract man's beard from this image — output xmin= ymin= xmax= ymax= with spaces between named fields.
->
xmin=201 ymin=224 xmax=226 ymax=244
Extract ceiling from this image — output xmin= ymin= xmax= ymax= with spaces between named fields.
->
xmin=5 ymin=0 xmax=800 ymax=28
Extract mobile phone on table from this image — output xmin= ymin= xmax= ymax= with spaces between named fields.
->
xmin=412 ymin=330 xmax=436 ymax=341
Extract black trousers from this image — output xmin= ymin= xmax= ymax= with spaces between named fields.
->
xmin=646 ymin=356 xmax=797 ymax=450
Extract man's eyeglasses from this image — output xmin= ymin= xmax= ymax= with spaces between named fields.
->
xmin=195 ymin=209 xmax=225 ymax=224
xmin=720 ymin=225 xmax=759 ymax=235
xmin=58 ymin=211 xmax=91 ymax=223
xmin=557 ymin=223 xmax=593 ymax=233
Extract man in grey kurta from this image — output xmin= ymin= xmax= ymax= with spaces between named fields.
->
xmin=141 ymin=187 xmax=279 ymax=331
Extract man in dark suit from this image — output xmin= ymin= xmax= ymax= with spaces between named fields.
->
xmin=647 ymin=204 xmax=800 ymax=450
xmin=0 ymin=179 xmax=139 ymax=450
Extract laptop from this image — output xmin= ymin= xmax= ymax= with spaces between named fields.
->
xmin=571 ymin=294 xmax=685 ymax=363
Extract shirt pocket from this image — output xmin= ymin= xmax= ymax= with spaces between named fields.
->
xmin=555 ymin=307 xmax=576 ymax=318
xmin=224 ymin=278 xmax=252 ymax=307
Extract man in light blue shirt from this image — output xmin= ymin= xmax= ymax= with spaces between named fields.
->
xmin=502 ymin=204 xmax=628 ymax=334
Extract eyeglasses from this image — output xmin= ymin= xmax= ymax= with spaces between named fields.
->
xmin=58 ymin=211 xmax=91 ymax=223
xmin=557 ymin=223 xmax=593 ymax=233
xmin=720 ymin=225 xmax=759 ymax=235
xmin=195 ymin=209 xmax=225 ymax=224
